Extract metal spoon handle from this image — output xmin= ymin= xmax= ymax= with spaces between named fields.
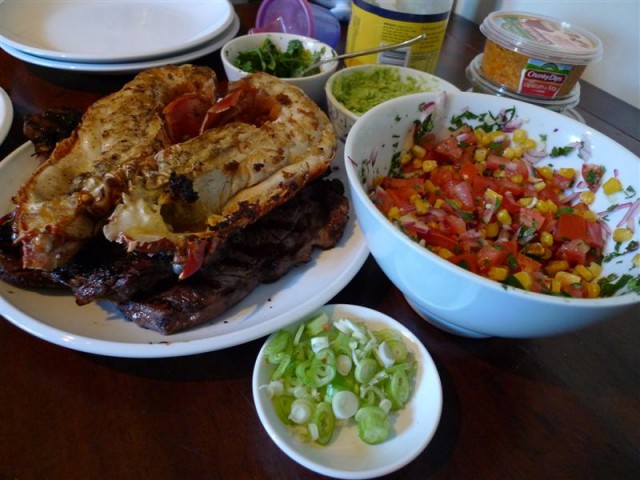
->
xmin=299 ymin=33 xmax=427 ymax=77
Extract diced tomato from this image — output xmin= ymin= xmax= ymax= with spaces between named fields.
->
xmin=430 ymin=166 xmax=456 ymax=187
xmin=370 ymin=188 xmax=395 ymax=215
xmin=556 ymin=240 xmax=591 ymax=265
xmin=519 ymin=208 xmax=547 ymax=232
xmin=448 ymin=181 xmax=475 ymax=210
xmin=555 ymin=212 xmax=588 ymax=242
xmin=386 ymin=189 xmax=415 ymax=214
xmin=460 ymin=159 xmax=481 ymax=181
xmin=585 ymin=219 xmax=605 ymax=249
xmin=581 ymin=163 xmax=605 ymax=192
xmin=476 ymin=245 xmax=508 ymax=271
xmin=448 ymin=253 xmax=478 ymax=273
xmin=444 ymin=214 xmax=467 ymax=235
xmin=434 ymin=135 xmax=465 ymax=163
xmin=419 ymin=229 xmax=460 ymax=253
xmin=516 ymin=253 xmax=542 ymax=273
xmin=381 ymin=177 xmax=424 ymax=194
xmin=551 ymin=172 xmax=574 ymax=190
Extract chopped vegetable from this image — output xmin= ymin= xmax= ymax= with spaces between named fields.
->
xmin=261 ymin=312 xmax=417 ymax=446
xmin=369 ymin=105 xmax=640 ymax=298
xmin=234 ymin=39 xmax=324 ymax=78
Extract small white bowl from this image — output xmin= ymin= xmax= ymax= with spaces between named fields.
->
xmin=325 ymin=64 xmax=460 ymax=141
xmin=344 ymin=91 xmax=640 ymax=338
xmin=221 ymin=32 xmax=337 ymax=104
xmin=252 ymin=304 xmax=443 ymax=479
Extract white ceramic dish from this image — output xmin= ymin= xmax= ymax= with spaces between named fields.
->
xmin=325 ymin=64 xmax=461 ymax=141
xmin=0 ymin=87 xmax=12 ymax=146
xmin=221 ymin=32 xmax=337 ymax=104
xmin=0 ymin=0 xmax=234 ymax=63
xmin=0 ymin=142 xmax=368 ymax=358
xmin=252 ymin=304 xmax=442 ymax=479
xmin=0 ymin=14 xmax=240 ymax=75
xmin=344 ymin=91 xmax=640 ymax=338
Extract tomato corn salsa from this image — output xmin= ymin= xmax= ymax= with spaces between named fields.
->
xmin=370 ymin=105 xmax=640 ymax=298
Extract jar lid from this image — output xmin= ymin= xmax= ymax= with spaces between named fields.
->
xmin=466 ymin=54 xmax=581 ymax=112
xmin=480 ymin=11 xmax=603 ymax=65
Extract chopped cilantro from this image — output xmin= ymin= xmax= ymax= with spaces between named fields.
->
xmin=549 ymin=145 xmax=576 ymax=157
xmin=234 ymin=39 xmax=323 ymax=78
xmin=598 ymin=273 xmax=638 ymax=297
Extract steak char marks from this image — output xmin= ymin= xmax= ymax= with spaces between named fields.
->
xmin=118 ymin=178 xmax=349 ymax=334
xmin=1 ymin=178 xmax=349 ymax=335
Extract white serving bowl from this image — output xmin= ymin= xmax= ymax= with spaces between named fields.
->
xmin=325 ymin=64 xmax=460 ymax=141
xmin=221 ymin=32 xmax=337 ymax=104
xmin=344 ymin=91 xmax=640 ymax=338
xmin=252 ymin=304 xmax=442 ymax=479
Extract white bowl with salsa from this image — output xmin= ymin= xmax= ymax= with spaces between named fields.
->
xmin=344 ymin=91 xmax=639 ymax=338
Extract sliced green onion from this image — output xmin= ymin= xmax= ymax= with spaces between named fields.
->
xmin=386 ymin=367 xmax=411 ymax=409
xmin=355 ymin=357 xmax=378 ymax=384
xmin=289 ymin=398 xmax=314 ymax=424
xmin=355 ymin=406 xmax=391 ymax=445
xmin=332 ymin=390 xmax=359 ymax=419
xmin=305 ymin=312 xmax=330 ymax=336
xmin=311 ymin=402 xmax=335 ymax=445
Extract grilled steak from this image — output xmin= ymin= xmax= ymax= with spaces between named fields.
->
xmin=0 ymin=178 xmax=349 ymax=334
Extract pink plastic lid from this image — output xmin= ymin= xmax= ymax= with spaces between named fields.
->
xmin=253 ymin=0 xmax=315 ymax=37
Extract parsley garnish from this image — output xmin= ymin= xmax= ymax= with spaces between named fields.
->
xmin=549 ymin=145 xmax=576 ymax=157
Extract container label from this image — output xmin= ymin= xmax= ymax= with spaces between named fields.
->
xmin=345 ymin=1 xmax=450 ymax=73
xmin=519 ymin=58 xmax=572 ymax=98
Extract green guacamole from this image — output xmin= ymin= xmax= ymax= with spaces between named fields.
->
xmin=332 ymin=68 xmax=432 ymax=114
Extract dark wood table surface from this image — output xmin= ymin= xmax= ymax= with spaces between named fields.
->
xmin=1 ymin=4 xmax=639 ymax=480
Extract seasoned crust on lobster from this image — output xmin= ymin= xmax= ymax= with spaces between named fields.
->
xmin=104 ymin=72 xmax=336 ymax=277
xmin=14 ymin=64 xmax=218 ymax=271
xmin=12 ymin=66 xmax=336 ymax=279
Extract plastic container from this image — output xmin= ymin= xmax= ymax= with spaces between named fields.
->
xmin=345 ymin=0 xmax=453 ymax=74
xmin=251 ymin=0 xmax=341 ymax=48
xmin=466 ymin=54 xmax=581 ymax=114
xmin=479 ymin=11 xmax=603 ymax=99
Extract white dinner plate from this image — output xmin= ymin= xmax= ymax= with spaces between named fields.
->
xmin=0 ymin=142 xmax=369 ymax=358
xmin=0 ymin=14 xmax=240 ymax=75
xmin=0 ymin=0 xmax=234 ymax=63
xmin=253 ymin=304 xmax=443 ymax=479
xmin=0 ymin=87 xmax=12 ymax=146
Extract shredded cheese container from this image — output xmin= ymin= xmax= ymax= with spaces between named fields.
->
xmin=345 ymin=0 xmax=453 ymax=74
xmin=479 ymin=11 xmax=603 ymax=99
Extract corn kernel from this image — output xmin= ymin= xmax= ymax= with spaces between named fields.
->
xmin=434 ymin=198 xmax=444 ymax=209
xmin=582 ymin=210 xmax=598 ymax=222
xmin=537 ymin=166 xmax=553 ymax=181
xmin=540 ymin=231 xmax=554 ymax=247
xmin=533 ymin=180 xmax=546 ymax=192
xmin=633 ymin=253 xmax=640 ymax=267
xmin=551 ymin=279 xmax=562 ymax=293
xmin=512 ymin=145 xmax=524 ymax=158
xmin=438 ymin=248 xmax=454 ymax=259
xmin=588 ymin=262 xmax=603 ymax=278
xmin=401 ymin=152 xmax=412 ymax=165
xmin=545 ymin=200 xmax=558 ymax=214
xmin=536 ymin=200 xmax=549 ymax=213
xmin=558 ymin=168 xmax=576 ymax=180
xmin=546 ymin=260 xmax=570 ymax=276
xmin=496 ymin=209 xmax=512 ymax=225
xmin=411 ymin=144 xmax=426 ymax=158
xmin=555 ymin=271 xmax=582 ymax=285
xmin=413 ymin=197 xmax=430 ymax=214
xmin=574 ymin=264 xmax=594 ymax=281
xmin=412 ymin=158 xmax=423 ymax=168
xmin=387 ymin=206 xmax=401 ymax=220
xmin=513 ymin=271 xmax=532 ymax=290
xmin=523 ymin=138 xmax=537 ymax=151
xmin=480 ymin=134 xmax=492 ymax=147
xmin=612 ymin=227 xmax=633 ymax=243
xmin=474 ymin=148 xmax=488 ymax=163
xmin=503 ymin=147 xmax=516 ymax=159
xmin=587 ymin=281 xmax=601 ymax=298
xmin=510 ymin=174 xmax=524 ymax=184
xmin=519 ymin=197 xmax=534 ymax=207
xmin=422 ymin=159 xmax=438 ymax=173
xmin=579 ymin=191 xmax=596 ymax=205
xmin=425 ymin=179 xmax=437 ymax=193
xmin=602 ymin=177 xmax=623 ymax=195
xmin=488 ymin=266 xmax=509 ymax=281
xmin=485 ymin=222 xmax=500 ymax=238
xmin=524 ymin=243 xmax=545 ymax=257
xmin=485 ymin=188 xmax=503 ymax=203
xmin=512 ymin=129 xmax=528 ymax=144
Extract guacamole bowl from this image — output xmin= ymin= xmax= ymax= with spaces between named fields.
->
xmin=344 ymin=91 xmax=640 ymax=338
xmin=325 ymin=65 xmax=460 ymax=141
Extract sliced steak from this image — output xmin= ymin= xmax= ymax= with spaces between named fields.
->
xmin=117 ymin=178 xmax=349 ymax=334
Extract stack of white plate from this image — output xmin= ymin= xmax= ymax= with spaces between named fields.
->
xmin=0 ymin=0 xmax=240 ymax=74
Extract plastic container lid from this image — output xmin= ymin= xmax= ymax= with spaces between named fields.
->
xmin=251 ymin=0 xmax=341 ymax=47
xmin=480 ymin=11 xmax=603 ymax=65
xmin=466 ymin=53 xmax=581 ymax=112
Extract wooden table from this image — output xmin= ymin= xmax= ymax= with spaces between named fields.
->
xmin=1 ymin=4 xmax=639 ymax=479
